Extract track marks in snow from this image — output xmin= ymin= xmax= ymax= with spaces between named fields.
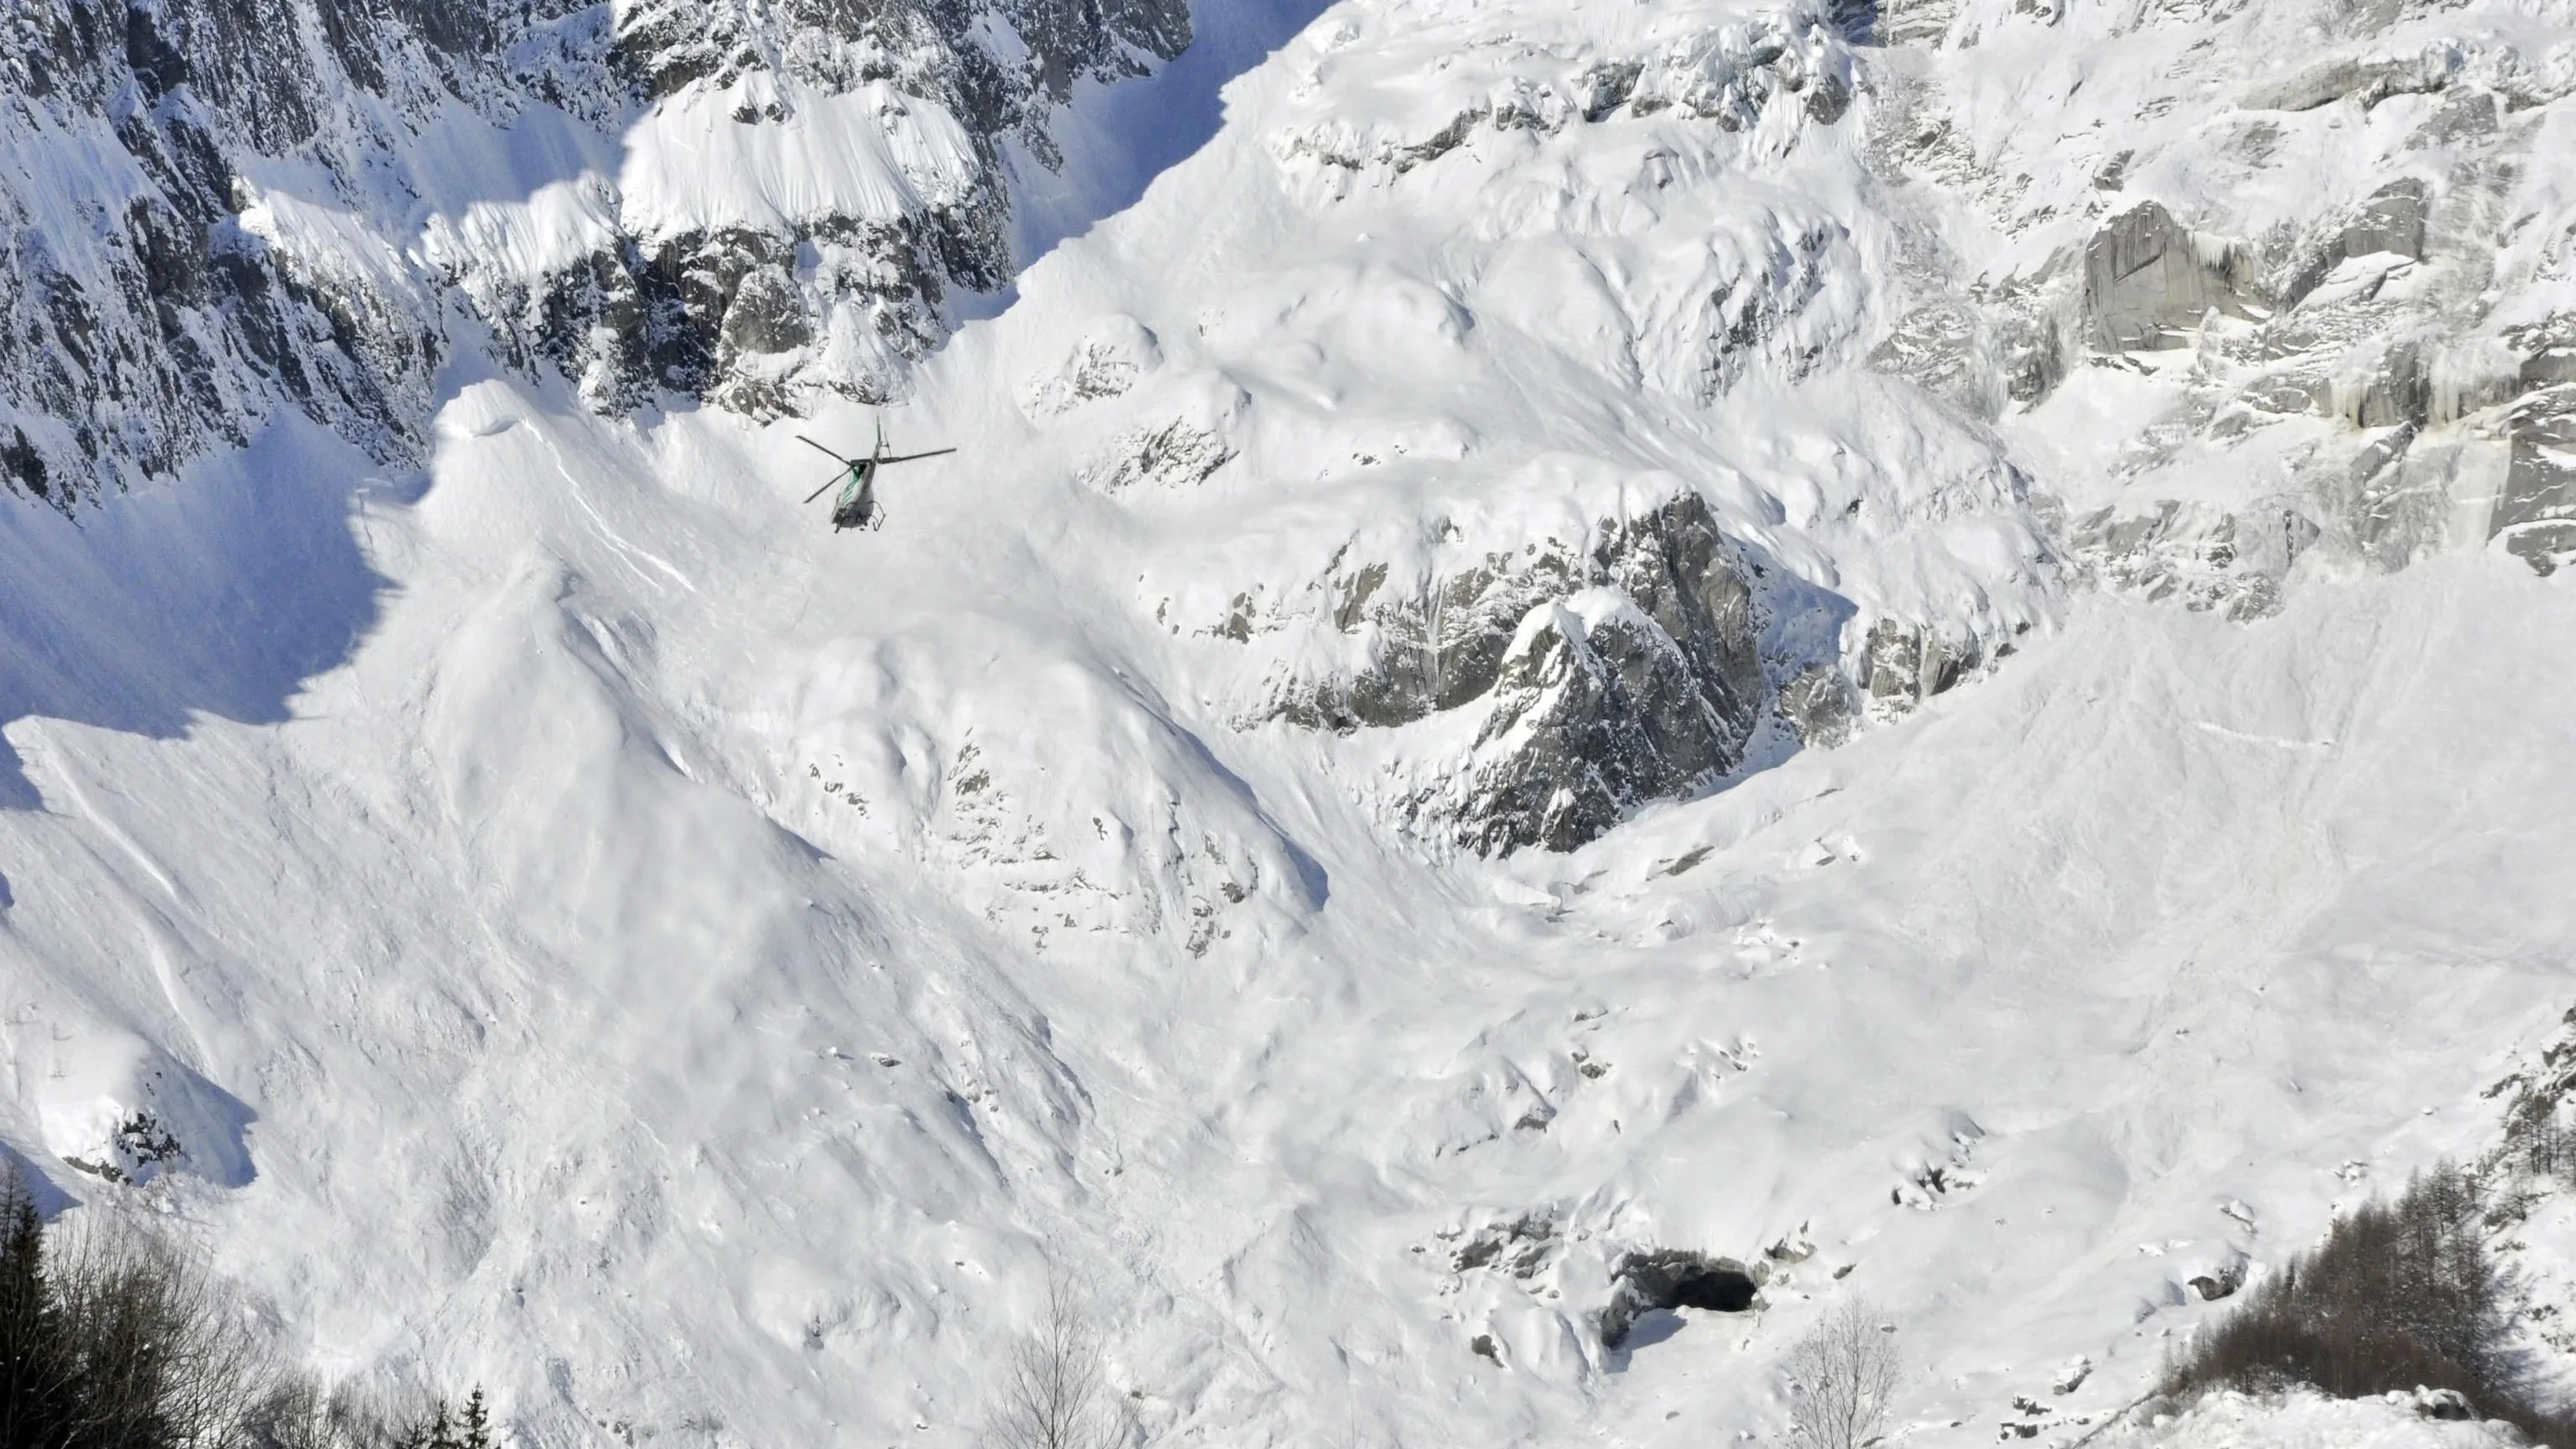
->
xmin=39 ymin=757 xmax=184 ymax=904
xmin=529 ymin=427 xmax=699 ymax=597
xmin=2188 ymin=720 xmax=2337 ymax=751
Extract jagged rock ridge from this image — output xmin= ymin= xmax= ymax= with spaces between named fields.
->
xmin=0 ymin=0 xmax=1189 ymax=506
xmin=1249 ymin=494 xmax=1867 ymax=855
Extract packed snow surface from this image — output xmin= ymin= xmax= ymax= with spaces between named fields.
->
xmin=5 ymin=0 xmax=2576 ymax=1445
xmin=2106 ymin=1389 xmax=2524 ymax=1449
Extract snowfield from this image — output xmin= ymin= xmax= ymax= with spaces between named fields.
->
xmin=4 ymin=0 xmax=2576 ymax=1444
xmin=2108 ymin=1389 xmax=2525 ymax=1449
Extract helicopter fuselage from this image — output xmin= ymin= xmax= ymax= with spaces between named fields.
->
xmin=829 ymin=460 xmax=879 ymax=530
xmin=797 ymin=429 xmax=949 ymax=532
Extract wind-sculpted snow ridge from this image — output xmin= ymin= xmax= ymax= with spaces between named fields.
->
xmin=0 ymin=0 xmax=1189 ymax=506
xmin=7 ymin=0 xmax=2576 ymax=1447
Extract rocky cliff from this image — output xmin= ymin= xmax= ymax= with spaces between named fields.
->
xmin=1863 ymin=0 xmax=2576 ymax=594
xmin=0 ymin=0 xmax=1189 ymax=506
xmin=8 ymin=0 xmax=2573 ymax=869
xmin=1268 ymin=495 xmax=1780 ymax=854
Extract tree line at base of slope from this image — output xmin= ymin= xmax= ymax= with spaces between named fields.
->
xmin=2161 ymin=1161 xmax=2576 ymax=1446
xmin=1 ymin=1161 xmax=1913 ymax=1449
xmin=0 ymin=1163 xmax=491 ymax=1449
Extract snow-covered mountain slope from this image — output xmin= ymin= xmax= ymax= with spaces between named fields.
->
xmin=0 ymin=0 xmax=1224 ymax=505
xmin=4 ymin=0 xmax=2576 ymax=1445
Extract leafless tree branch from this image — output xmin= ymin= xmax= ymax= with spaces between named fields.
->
xmin=984 ymin=1266 xmax=1129 ymax=1449
xmin=1786 ymin=1299 xmax=1901 ymax=1449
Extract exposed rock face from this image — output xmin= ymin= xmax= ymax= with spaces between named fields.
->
xmin=1270 ymin=9 xmax=1859 ymax=182
xmin=1080 ymin=420 xmax=1237 ymax=495
xmin=1856 ymin=617 xmax=1987 ymax=708
xmin=1273 ymin=494 xmax=1784 ymax=854
xmin=2239 ymin=49 xmax=2459 ymax=114
xmin=1462 ymin=578 xmax=1753 ymax=854
xmin=1697 ymin=221 xmax=1852 ymax=400
xmin=2187 ymin=1256 xmax=2249 ymax=1302
xmin=1846 ymin=0 xmax=2576 ymax=604
xmin=1774 ymin=661 xmax=1858 ymax=745
xmin=0 ymin=0 xmax=1191 ymax=505
xmin=1285 ymin=496 xmax=1762 ymax=735
xmin=0 ymin=0 xmax=447 ymax=504
xmin=2079 ymin=201 xmax=2249 ymax=354
xmin=2496 ymin=387 xmax=2576 ymax=573
xmin=2069 ymin=501 xmax=2309 ymax=621
xmin=2334 ymin=340 xmax=2428 ymax=430
xmin=1975 ymin=133 xmax=2576 ymax=600
xmin=2343 ymin=179 xmax=2428 ymax=262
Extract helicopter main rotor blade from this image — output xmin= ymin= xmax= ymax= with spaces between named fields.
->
xmin=872 ymin=449 xmax=958 ymax=466
xmin=796 ymin=434 xmax=856 ymax=465
xmin=802 ymin=470 xmax=846 ymax=504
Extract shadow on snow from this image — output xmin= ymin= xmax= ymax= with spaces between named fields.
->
xmin=0 ymin=421 xmax=391 ymax=813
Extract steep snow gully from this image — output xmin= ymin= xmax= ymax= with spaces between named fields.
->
xmin=7 ymin=0 xmax=2576 ymax=1446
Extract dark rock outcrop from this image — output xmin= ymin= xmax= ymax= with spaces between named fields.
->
xmin=1274 ymin=494 xmax=1784 ymax=854
xmin=1447 ymin=1212 xmax=1559 ymax=1278
xmin=2187 ymin=1256 xmax=2249 ymax=1301
xmin=1275 ymin=12 xmax=1858 ymax=179
xmin=1699 ymin=222 xmax=1850 ymax=400
xmin=0 ymin=0 xmax=447 ymax=507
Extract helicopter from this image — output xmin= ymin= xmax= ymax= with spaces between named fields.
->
xmin=797 ymin=421 xmax=956 ymax=532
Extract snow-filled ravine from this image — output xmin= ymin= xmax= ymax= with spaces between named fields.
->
xmin=5 ymin=0 xmax=2576 ymax=1444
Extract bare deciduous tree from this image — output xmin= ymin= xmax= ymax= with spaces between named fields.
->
xmin=0 ymin=1163 xmax=491 ymax=1449
xmin=1784 ymin=1300 xmax=1901 ymax=1449
xmin=985 ymin=1269 xmax=1128 ymax=1449
xmin=49 ymin=1203 xmax=271 ymax=1449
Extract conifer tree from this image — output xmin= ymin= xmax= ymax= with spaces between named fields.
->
xmin=0 ymin=1162 xmax=70 ymax=1449
xmin=460 ymin=1386 xmax=491 ymax=1449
